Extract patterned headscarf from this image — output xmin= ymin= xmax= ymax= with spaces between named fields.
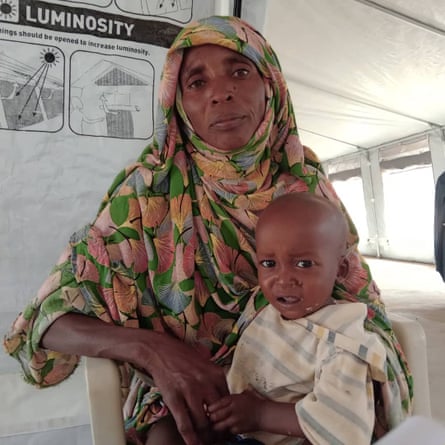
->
xmin=4 ymin=15 xmax=412 ymax=442
xmin=94 ymin=15 xmax=330 ymax=354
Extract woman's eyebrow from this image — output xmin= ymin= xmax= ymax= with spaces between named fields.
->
xmin=182 ymin=55 xmax=254 ymax=81
xmin=181 ymin=64 xmax=204 ymax=82
xmin=225 ymin=55 xmax=254 ymax=66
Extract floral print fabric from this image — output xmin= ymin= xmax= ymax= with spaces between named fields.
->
xmin=4 ymin=15 xmax=412 ymax=443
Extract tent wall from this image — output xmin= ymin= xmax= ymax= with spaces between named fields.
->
xmin=242 ymin=0 xmax=445 ymax=264
xmin=325 ymin=133 xmax=442 ymax=263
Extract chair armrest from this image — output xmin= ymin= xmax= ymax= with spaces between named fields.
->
xmin=84 ymin=357 xmax=126 ymax=445
xmin=387 ymin=312 xmax=431 ymax=417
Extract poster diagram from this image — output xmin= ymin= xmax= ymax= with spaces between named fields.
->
xmin=70 ymin=51 xmax=154 ymax=139
xmin=115 ymin=0 xmax=193 ymax=23
xmin=0 ymin=40 xmax=64 ymax=132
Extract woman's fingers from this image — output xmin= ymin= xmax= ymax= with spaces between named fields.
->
xmin=140 ymin=334 xmax=230 ymax=444
xmin=167 ymin=395 xmax=204 ymax=445
xmin=182 ymin=381 xmax=225 ymax=440
xmin=157 ymin=374 xmax=223 ymax=444
xmin=189 ymin=398 xmax=212 ymax=440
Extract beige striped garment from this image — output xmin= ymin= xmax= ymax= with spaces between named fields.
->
xmin=227 ymin=302 xmax=387 ymax=445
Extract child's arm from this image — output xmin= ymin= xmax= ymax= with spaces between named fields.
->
xmin=207 ymin=389 xmax=306 ymax=439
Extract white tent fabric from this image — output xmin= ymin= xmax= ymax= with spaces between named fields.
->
xmin=0 ymin=360 xmax=92 ymax=445
xmin=243 ymin=0 xmax=445 ymax=161
xmin=240 ymin=0 xmax=444 ymax=264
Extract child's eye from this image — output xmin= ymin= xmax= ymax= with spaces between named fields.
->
xmin=259 ymin=259 xmax=275 ymax=268
xmin=296 ymin=260 xmax=314 ymax=268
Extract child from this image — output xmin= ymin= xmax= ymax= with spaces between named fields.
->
xmin=208 ymin=192 xmax=388 ymax=445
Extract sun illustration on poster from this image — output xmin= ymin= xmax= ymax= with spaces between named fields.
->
xmin=0 ymin=0 xmax=18 ymax=22
xmin=40 ymin=48 xmax=61 ymax=68
xmin=15 ymin=47 xmax=63 ymax=120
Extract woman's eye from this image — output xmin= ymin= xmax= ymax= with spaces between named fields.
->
xmin=233 ymin=68 xmax=249 ymax=78
xmin=296 ymin=260 xmax=314 ymax=268
xmin=188 ymin=79 xmax=205 ymax=89
xmin=259 ymin=259 xmax=275 ymax=268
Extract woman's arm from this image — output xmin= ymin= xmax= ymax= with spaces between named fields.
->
xmin=41 ymin=312 xmax=229 ymax=445
xmin=41 ymin=312 xmax=156 ymax=363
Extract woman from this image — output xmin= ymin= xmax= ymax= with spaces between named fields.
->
xmin=4 ymin=15 xmax=412 ymax=445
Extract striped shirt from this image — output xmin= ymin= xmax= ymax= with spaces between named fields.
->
xmin=227 ymin=302 xmax=387 ymax=445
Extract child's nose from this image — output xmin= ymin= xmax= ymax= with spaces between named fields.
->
xmin=277 ymin=268 xmax=301 ymax=286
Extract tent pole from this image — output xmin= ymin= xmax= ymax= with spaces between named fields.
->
xmin=352 ymin=0 xmax=445 ymax=39
xmin=233 ymin=0 xmax=242 ymax=17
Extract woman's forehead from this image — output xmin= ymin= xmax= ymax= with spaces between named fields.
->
xmin=181 ymin=44 xmax=256 ymax=72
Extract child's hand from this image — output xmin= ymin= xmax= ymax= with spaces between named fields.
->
xmin=207 ymin=389 xmax=264 ymax=435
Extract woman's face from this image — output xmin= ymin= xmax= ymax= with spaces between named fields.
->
xmin=179 ymin=44 xmax=266 ymax=152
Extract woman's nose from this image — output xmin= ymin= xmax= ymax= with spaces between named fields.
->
xmin=211 ymin=83 xmax=235 ymax=104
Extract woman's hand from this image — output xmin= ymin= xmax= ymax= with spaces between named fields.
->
xmin=133 ymin=331 xmax=229 ymax=445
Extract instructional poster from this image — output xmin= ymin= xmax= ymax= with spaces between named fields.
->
xmin=0 ymin=0 xmax=215 ymax=138
xmin=0 ymin=0 xmax=217 ymax=316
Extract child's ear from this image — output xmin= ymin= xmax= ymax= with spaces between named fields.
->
xmin=337 ymin=256 xmax=349 ymax=278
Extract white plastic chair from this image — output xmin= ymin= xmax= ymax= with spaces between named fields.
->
xmin=84 ymin=312 xmax=431 ymax=445
xmin=386 ymin=312 xmax=431 ymax=416
xmin=84 ymin=357 xmax=125 ymax=445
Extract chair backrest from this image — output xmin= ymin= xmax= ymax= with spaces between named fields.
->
xmin=387 ymin=312 xmax=431 ymax=416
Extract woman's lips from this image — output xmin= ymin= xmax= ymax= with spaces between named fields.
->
xmin=211 ymin=115 xmax=245 ymax=129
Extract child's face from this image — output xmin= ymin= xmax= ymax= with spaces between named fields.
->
xmin=256 ymin=208 xmax=344 ymax=320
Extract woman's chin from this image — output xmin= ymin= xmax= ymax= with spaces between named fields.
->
xmin=207 ymin=133 xmax=252 ymax=153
